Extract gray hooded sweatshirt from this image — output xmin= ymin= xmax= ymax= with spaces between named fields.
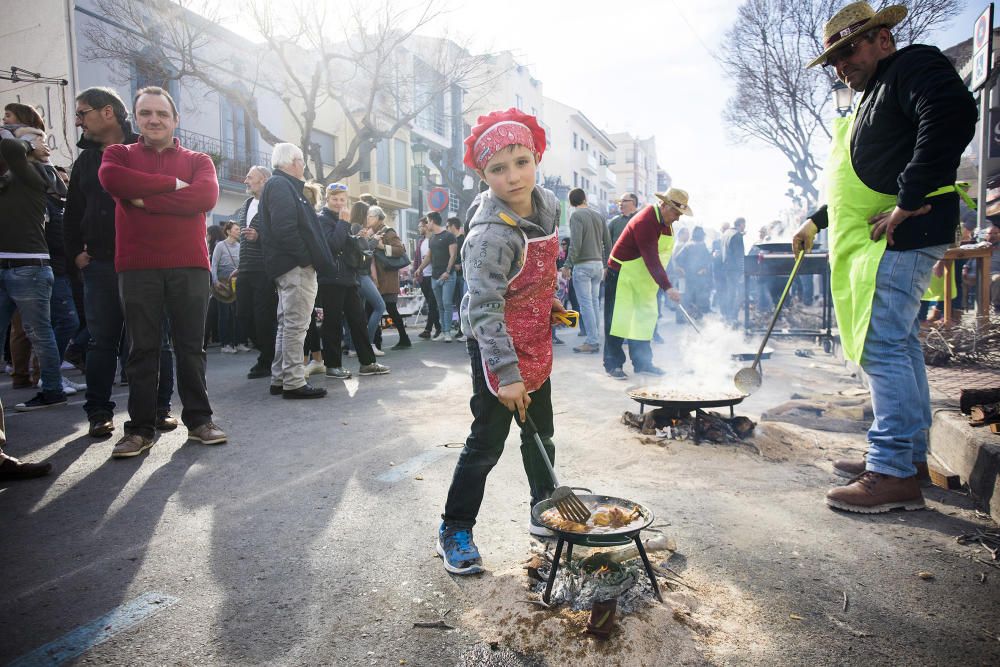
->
xmin=460 ymin=186 xmax=560 ymax=388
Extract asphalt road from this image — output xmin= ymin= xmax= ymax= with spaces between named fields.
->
xmin=2 ymin=319 xmax=998 ymax=666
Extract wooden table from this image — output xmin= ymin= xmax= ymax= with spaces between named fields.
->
xmin=942 ymin=245 xmax=994 ymax=324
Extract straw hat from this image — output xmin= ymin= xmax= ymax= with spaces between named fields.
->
xmin=806 ymin=1 xmax=907 ymax=69
xmin=654 ymin=188 xmax=693 ymax=216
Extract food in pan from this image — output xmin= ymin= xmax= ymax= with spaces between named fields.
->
xmin=631 ymin=388 xmax=745 ymax=401
xmin=540 ymin=504 xmax=643 ymax=533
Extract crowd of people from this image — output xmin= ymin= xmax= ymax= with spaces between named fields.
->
xmin=3 ymin=4 xmax=1000 ymax=573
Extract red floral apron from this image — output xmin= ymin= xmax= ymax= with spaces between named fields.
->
xmin=483 ymin=230 xmax=560 ymax=396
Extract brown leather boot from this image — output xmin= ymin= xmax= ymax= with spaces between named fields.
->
xmin=826 ymin=471 xmax=925 ymax=513
xmin=833 ymin=455 xmax=930 ymax=483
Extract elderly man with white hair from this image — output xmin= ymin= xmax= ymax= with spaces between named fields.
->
xmin=258 ymin=143 xmax=336 ymax=399
xmin=235 ymin=164 xmax=277 ymax=379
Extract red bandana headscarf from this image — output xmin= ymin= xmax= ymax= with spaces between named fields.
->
xmin=463 ymin=108 xmax=547 ymax=172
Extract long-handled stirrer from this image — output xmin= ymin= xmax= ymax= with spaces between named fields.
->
xmin=734 ymin=249 xmax=806 ymax=394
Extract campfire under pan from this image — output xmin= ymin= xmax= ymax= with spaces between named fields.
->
xmin=532 ymin=494 xmax=662 ymax=604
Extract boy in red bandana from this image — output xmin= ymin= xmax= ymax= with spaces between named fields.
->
xmin=437 ymin=109 xmax=568 ymax=574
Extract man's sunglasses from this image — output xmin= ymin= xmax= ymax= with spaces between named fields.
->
xmin=824 ymin=28 xmax=880 ymax=68
xmin=326 ymin=183 xmax=348 ymax=192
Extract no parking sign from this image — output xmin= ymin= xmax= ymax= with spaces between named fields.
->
xmin=428 ymin=187 xmax=449 ymax=212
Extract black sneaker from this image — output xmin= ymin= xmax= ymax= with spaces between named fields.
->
xmin=606 ymin=367 xmax=628 ymax=380
xmin=88 ymin=416 xmax=115 ymax=437
xmin=247 ymin=365 xmax=270 ymax=379
xmin=637 ymin=366 xmax=666 ymax=377
xmin=282 ymin=384 xmax=327 ymax=399
xmin=15 ymin=391 xmax=68 ymax=412
xmin=392 ymin=341 xmax=412 ymax=350
xmin=418 ymin=330 xmax=432 ymax=339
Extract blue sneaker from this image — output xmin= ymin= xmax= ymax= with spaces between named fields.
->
xmin=436 ymin=522 xmax=484 ymax=574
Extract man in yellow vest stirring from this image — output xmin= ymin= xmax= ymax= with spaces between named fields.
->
xmin=793 ymin=2 xmax=976 ymax=513
xmin=603 ymin=188 xmax=689 ymax=379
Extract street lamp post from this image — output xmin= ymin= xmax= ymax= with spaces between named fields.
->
xmin=831 ymin=80 xmax=853 ymax=117
xmin=412 ymin=140 xmax=428 ymax=220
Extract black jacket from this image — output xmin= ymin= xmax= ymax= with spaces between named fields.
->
xmin=317 ymin=207 xmax=359 ymax=287
xmin=258 ymin=169 xmax=336 ymax=281
xmin=235 ymin=195 xmax=266 ymax=273
xmin=0 ymin=137 xmax=66 ymax=255
xmin=811 ymin=45 xmax=977 ymax=251
xmin=63 ymin=123 xmax=139 ymax=262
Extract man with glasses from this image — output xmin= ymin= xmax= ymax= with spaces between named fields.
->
xmin=64 ymin=88 xmax=137 ymax=432
xmin=65 ymin=86 xmax=178 ymax=439
xmin=793 ymin=2 xmax=976 ymax=513
xmin=235 ymin=164 xmax=276 ymax=379
xmin=609 ymin=192 xmax=638 ymax=247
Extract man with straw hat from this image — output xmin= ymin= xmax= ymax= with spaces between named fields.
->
xmin=793 ymin=2 xmax=976 ymax=513
xmin=603 ymin=188 xmax=690 ymax=379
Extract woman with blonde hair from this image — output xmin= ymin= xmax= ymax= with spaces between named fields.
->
xmin=362 ymin=206 xmax=411 ymax=349
xmin=351 ymin=203 xmax=388 ymax=355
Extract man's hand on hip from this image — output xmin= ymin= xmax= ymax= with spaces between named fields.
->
xmin=869 ymin=204 xmax=931 ymax=246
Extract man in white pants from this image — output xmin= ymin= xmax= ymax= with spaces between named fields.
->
xmin=257 ymin=143 xmax=335 ymax=399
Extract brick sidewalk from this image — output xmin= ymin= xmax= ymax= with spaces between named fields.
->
xmin=926 ymin=363 xmax=1000 ymax=399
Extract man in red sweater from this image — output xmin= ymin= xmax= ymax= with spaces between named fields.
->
xmin=603 ymin=188 xmax=690 ymax=379
xmin=98 ymin=86 xmax=226 ymax=458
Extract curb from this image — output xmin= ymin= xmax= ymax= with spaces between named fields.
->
xmin=929 ymin=401 xmax=1000 ymax=522
xmin=836 ymin=337 xmax=1000 ymax=521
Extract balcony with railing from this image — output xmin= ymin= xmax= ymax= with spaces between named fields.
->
xmin=176 ymin=128 xmax=271 ymax=187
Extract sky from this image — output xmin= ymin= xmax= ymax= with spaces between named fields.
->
xmin=421 ymin=0 xmax=983 ymax=236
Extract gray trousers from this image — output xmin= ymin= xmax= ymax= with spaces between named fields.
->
xmin=271 ymin=266 xmax=318 ymax=390
xmin=119 ymin=268 xmax=212 ymax=438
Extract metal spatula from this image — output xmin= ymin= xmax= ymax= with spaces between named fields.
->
xmin=675 ymin=302 xmax=701 ymax=334
xmin=735 ymin=249 xmax=806 ymax=395
xmin=521 ymin=413 xmax=591 ymax=524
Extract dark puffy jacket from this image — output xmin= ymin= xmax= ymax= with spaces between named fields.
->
xmin=235 ymin=195 xmax=265 ymax=273
xmin=45 ymin=195 xmax=71 ymax=276
xmin=63 ymin=124 xmax=138 ymax=263
xmin=257 ymin=169 xmax=336 ymax=281
xmin=317 ymin=207 xmax=358 ymax=287
xmin=812 ymin=45 xmax=976 ymax=251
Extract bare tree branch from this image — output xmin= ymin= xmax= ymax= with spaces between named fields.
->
xmin=81 ymin=0 xmax=492 ymax=188
xmin=721 ymin=0 xmax=963 ymax=210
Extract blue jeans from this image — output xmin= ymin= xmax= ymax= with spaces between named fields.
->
xmin=572 ymin=261 xmax=603 ymax=346
xmin=432 ymin=274 xmax=457 ymax=333
xmin=217 ymin=300 xmax=242 ymax=347
xmin=0 ymin=264 xmax=62 ymax=394
xmin=82 ymin=260 xmax=126 ymax=418
xmin=862 ymin=245 xmax=948 ymax=478
xmin=356 ymin=274 xmax=385 ymax=343
xmin=50 ymin=274 xmax=80 ymax=361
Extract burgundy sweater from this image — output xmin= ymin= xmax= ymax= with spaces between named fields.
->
xmin=607 ymin=204 xmax=673 ymax=290
xmin=98 ymin=137 xmax=219 ymax=272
